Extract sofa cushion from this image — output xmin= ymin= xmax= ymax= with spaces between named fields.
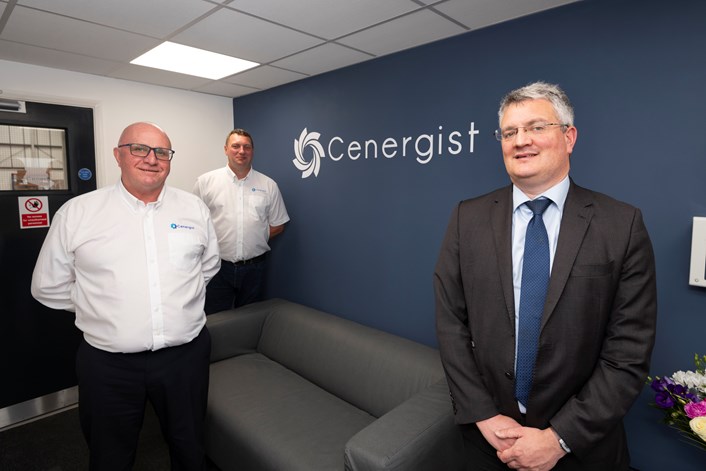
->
xmin=206 ymin=352 xmax=375 ymax=471
xmin=256 ymin=301 xmax=445 ymax=418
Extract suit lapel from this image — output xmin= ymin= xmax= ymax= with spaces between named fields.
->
xmin=541 ymin=182 xmax=594 ymax=328
xmin=490 ymin=185 xmax=516 ymax=323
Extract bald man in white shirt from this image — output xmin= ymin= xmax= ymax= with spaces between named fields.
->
xmin=32 ymin=122 xmax=221 ymax=470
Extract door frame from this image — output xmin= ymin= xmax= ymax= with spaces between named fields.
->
xmin=0 ymin=96 xmax=98 ymax=423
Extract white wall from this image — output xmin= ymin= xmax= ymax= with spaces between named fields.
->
xmin=1 ymin=59 xmax=233 ymax=192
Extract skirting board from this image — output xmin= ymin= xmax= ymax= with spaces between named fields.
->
xmin=0 ymin=386 xmax=78 ymax=431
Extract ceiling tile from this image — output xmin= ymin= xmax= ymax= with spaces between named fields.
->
xmin=224 ymin=65 xmax=308 ymax=90
xmin=171 ymin=7 xmax=324 ymax=64
xmin=0 ymin=39 xmax=120 ymax=76
xmin=16 ymin=0 xmax=217 ymax=38
xmin=1 ymin=6 xmax=161 ymax=61
xmin=192 ymin=81 xmax=259 ymax=98
xmin=271 ymin=43 xmax=372 ymax=76
xmin=227 ymin=0 xmax=418 ymax=39
xmin=338 ymin=9 xmax=467 ymax=57
xmin=107 ymin=64 xmax=213 ymax=90
xmin=433 ymin=0 xmax=580 ymax=30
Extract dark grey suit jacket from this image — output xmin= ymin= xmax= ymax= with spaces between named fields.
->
xmin=434 ymin=181 xmax=657 ymax=468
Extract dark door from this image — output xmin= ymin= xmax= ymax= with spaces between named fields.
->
xmin=0 ymin=101 xmax=96 ymax=408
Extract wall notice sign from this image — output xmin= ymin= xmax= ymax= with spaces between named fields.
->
xmin=18 ymin=196 xmax=50 ymax=229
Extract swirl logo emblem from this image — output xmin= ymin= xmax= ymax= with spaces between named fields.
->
xmin=293 ymin=128 xmax=325 ymax=178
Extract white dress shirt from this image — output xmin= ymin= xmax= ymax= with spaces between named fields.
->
xmin=193 ymin=166 xmax=289 ymax=263
xmin=31 ymin=182 xmax=221 ymax=353
xmin=512 ymin=176 xmax=570 ymax=413
xmin=511 ymin=177 xmax=570 ymax=284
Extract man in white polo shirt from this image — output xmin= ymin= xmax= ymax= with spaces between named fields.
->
xmin=31 ymin=122 xmax=221 ymax=470
xmin=194 ymin=128 xmax=289 ymax=314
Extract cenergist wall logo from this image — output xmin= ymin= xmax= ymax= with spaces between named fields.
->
xmin=292 ymin=122 xmax=480 ymax=179
xmin=293 ymin=128 xmax=325 ymax=178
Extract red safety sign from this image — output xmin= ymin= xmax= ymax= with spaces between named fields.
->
xmin=18 ymin=196 xmax=50 ymax=229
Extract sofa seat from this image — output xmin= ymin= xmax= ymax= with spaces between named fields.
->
xmin=208 ymin=353 xmax=376 ymax=470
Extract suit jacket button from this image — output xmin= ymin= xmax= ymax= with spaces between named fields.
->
xmin=505 ymin=371 xmax=514 ymax=380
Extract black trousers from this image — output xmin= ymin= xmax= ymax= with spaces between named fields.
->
xmin=204 ymin=258 xmax=266 ymax=314
xmin=76 ymin=328 xmax=211 ymax=471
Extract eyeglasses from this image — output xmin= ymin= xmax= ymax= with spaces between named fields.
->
xmin=494 ymin=123 xmax=568 ymax=142
xmin=118 ymin=143 xmax=175 ymax=161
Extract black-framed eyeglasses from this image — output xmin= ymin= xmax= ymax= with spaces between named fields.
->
xmin=118 ymin=143 xmax=175 ymax=161
xmin=494 ymin=123 xmax=568 ymax=142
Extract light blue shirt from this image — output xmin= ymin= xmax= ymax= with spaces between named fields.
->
xmin=512 ymin=176 xmax=570 ymax=411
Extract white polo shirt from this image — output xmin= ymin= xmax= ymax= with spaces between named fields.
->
xmin=193 ymin=166 xmax=290 ymax=263
xmin=31 ymin=181 xmax=221 ymax=353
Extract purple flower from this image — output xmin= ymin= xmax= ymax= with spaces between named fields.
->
xmin=655 ymin=391 xmax=675 ymax=409
xmin=665 ymin=382 xmax=699 ymax=402
xmin=651 ymin=377 xmax=672 ymax=392
xmin=685 ymin=400 xmax=706 ymax=419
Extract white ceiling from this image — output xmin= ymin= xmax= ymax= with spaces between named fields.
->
xmin=0 ymin=0 xmax=579 ymax=98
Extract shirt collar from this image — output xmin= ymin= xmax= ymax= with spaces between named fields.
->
xmin=116 ymin=180 xmax=165 ymax=210
xmin=226 ymin=165 xmax=252 ymax=182
xmin=512 ymin=175 xmax=570 ymax=213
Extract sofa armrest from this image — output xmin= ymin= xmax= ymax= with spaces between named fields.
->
xmin=205 ymin=304 xmax=270 ymax=362
xmin=344 ymin=380 xmax=465 ymax=471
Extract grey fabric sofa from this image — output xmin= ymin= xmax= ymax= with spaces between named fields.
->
xmin=204 ymin=298 xmax=465 ymax=471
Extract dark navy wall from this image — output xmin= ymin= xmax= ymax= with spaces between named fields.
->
xmin=233 ymin=0 xmax=706 ymax=468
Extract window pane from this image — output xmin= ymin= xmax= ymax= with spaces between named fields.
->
xmin=0 ymin=125 xmax=68 ymax=191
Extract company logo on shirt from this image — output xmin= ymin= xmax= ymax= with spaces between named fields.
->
xmin=170 ymin=223 xmax=195 ymax=230
xmin=292 ymin=123 xmax=480 ymax=179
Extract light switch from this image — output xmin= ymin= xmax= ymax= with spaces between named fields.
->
xmin=689 ymin=217 xmax=706 ymax=287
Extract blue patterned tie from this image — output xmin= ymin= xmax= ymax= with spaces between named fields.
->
xmin=515 ymin=198 xmax=552 ymax=407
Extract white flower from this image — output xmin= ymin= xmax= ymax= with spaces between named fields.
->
xmin=689 ymin=417 xmax=706 ymax=443
xmin=671 ymin=370 xmax=706 ymax=395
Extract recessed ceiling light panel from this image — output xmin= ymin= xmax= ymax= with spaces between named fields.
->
xmin=131 ymin=42 xmax=259 ymax=80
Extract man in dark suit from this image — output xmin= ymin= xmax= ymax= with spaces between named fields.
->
xmin=434 ymin=82 xmax=657 ymax=470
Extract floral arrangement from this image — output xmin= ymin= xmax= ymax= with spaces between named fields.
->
xmin=648 ymin=354 xmax=706 ymax=451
